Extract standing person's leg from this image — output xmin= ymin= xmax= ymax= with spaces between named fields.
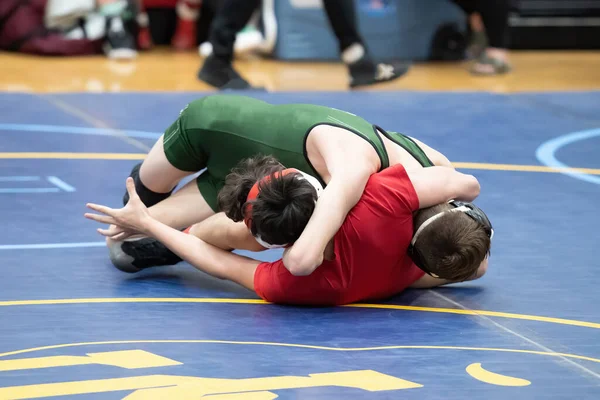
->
xmin=99 ymin=0 xmax=137 ymax=59
xmin=452 ymin=0 xmax=487 ymax=58
xmin=466 ymin=13 xmax=487 ymax=58
xmin=321 ymin=0 xmax=410 ymax=88
xmin=197 ymin=0 xmax=261 ymax=89
xmin=321 ymin=0 xmax=364 ymax=52
xmin=171 ymin=0 xmax=203 ymax=50
xmin=453 ymin=0 xmax=511 ymax=74
xmin=473 ymin=0 xmax=511 ymax=74
xmin=135 ymin=0 xmax=153 ymax=50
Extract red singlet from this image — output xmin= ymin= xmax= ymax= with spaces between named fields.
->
xmin=253 ymin=164 xmax=425 ymax=305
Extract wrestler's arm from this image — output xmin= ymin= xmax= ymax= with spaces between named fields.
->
xmin=404 ymin=167 xmax=485 ymax=288
xmin=407 ymin=166 xmax=481 ymax=208
xmin=85 ymin=179 xmax=259 ymax=291
xmin=283 ymin=127 xmax=378 ymax=276
xmin=408 ymin=137 xmax=454 ymax=168
xmin=189 ymin=212 xmax=266 ymax=252
xmin=143 ymin=218 xmax=259 ymax=290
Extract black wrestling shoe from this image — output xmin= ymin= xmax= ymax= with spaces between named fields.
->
xmin=348 ymin=57 xmax=411 ymax=88
xmin=108 ymin=237 xmax=183 ymax=273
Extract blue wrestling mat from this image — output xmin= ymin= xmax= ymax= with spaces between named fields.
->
xmin=0 ymin=91 xmax=599 ymax=399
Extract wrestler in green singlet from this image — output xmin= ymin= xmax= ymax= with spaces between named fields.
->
xmin=162 ymin=95 xmax=432 ymax=211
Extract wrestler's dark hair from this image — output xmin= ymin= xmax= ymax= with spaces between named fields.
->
xmin=217 ymin=155 xmax=317 ymax=245
xmin=249 ymin=170 xmax=318 ymax=246
xmin=412 ymin=203 xmax=490 ymax=282
xmin=217 ymin=155 xmax=285 ymax=221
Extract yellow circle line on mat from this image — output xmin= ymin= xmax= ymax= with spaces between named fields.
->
xmin=452 ymin=162 xmax=600 ymax=175
xmin=0 ymin=340 xmax=598 ymax=364
xmin=0 ymin=298 xmax=598 ymax=330
xmin=0 ymin=152 xmax=599 ymax=175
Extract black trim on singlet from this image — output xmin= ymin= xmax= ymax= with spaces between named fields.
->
xmin=375 ymin=125 xmax=434 ymax=167
xmin=302 ymin=123 xmax=390 ymax=188
xmin=370 ymin=124 xmax=390 ymax=168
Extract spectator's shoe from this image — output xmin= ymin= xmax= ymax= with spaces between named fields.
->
xmin=197 ymin=55 xmax=255 ymax=90
xmin=108 ymin=237 xmax=182 ymax=273
xmin=348 ymin=56 xmax=410 ymax=88
xmin=104 ymin=16 xmax=137 ymax=60
xmin=470 ymin=53 xmax=512 ymax=76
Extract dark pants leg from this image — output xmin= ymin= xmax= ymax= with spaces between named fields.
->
xmin=321 ymin=0 xmax=364 ymax=52
xmin=320 ymin=0 xmax=409 ymax=87
xmin=209 ymin=0 xmax=261 ymax=62
xmin=453 ymin=0 xmax=510 ymax=48
xmin=198 ymin=0 xmax=260 ymax=88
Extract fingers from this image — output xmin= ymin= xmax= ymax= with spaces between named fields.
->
xmin=110 ymin=231 xmax=131 ymax=241
xmin=96 ymin=227 xmax=113 ymax=237
xmin=96 ymin=226 xmax=131 ymax=240
xmin=104 ymin=224 xmax=125 ymax=236
xmin=86 ymin=203 xmax=115 ymax=216
xmin=98 ymin=229 xmax=129 ymax=241
xmin=125 ymin=177 xmax=140 ymax=202
xmin=84 ymin=212 xmax=116 ymax=225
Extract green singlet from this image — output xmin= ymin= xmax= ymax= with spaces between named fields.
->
xmin=162 ymin=95 xmax=432 ymax=211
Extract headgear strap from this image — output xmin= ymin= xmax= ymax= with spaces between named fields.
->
xmin=411 ymin=205 xmax=471 ymax=247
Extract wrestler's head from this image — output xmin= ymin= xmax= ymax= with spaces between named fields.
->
xmin=408 ymin=201 xmax=493 ymax=281
xmin=217 ymin=155 xmax=320 ymax=248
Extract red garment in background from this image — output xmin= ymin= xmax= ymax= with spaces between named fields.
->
xmin=143 ymin=0 xmax=178 ymax=7
xmin=0 ymin=0 xmax=102 ymax=55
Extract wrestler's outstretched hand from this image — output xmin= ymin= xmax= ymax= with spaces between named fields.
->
xmin=100 ymin=224 xmax=139 ymax=241
xmin=85 ymin=178 xmax=153 ymax=237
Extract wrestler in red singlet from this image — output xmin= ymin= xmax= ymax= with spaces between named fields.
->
xmin=253 ymin=163 xmax=425 ymax=306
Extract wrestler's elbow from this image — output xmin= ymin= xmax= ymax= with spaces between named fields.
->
xmin=470 ymin=176 xmax=481 ymax=198
xmin=287 ymin=260 xmax=320 ymax=276
xmin=284 ymin=251 xmax=322 ymax=276
xmin=433 ymin=152 xmax=454 ymax=169
xmin=455 ymin=173 xmax=480 ymax=202
xmin=289 ymin=266 xmax=313 ymax=276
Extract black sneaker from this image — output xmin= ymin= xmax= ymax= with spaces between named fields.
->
xmin=104 ymin=16 xmax=137 ymax=60
xmin=348 ymin=57 xmax=410 ymax=88
xmin=197 ymin=55 xmax=254 ymax=89
xmin=108 ymin=237 xmax=183 ymax=273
